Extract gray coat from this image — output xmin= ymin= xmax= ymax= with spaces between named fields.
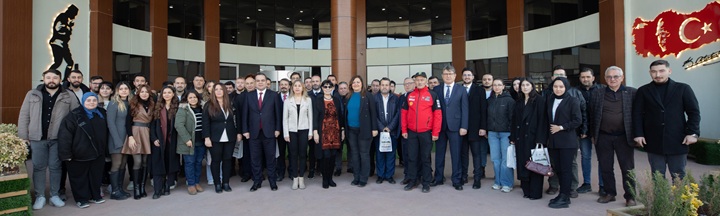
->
xmin=18 ymin=85 xmax=80 ymax=141
xmin=106 ymin=100 xmax=129 ymax=154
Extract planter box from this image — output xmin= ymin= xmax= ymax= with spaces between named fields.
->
xmin=0 ymin=164 xmax=31 ymax=215
xmin=606 ymin=205 xmax=646 ymax=216
xmin=689 ymin=139 xmax=720 ymax=165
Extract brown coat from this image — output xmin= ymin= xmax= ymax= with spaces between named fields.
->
xmin=18 ymin=85 xmax=80 ymax=141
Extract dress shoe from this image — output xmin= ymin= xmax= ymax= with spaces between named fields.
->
xmin=240 ymin=176 xmax=251 ymax=182
xmin=329 ymin=180 xmax=337 ymax=187
xmin=523 ymin=195 xmax=529 ymax=198
xmin=570 ymin=191 xmax=579 ymax=198
xmin=334 ymin=169 xmax=341 ymax=176
xmin=545 ymin=187 xmax=559 ymax=195
xmin=215 ymin=185 xmax=223 ymax=193
xmin=387 ymin=178 xmax=396 ymax=184
xmin=277 ymin=176 xmax=284 ymax=182
xmin=376 ymin=178 xmax=384 ymax=184
xmin=270 ymin=183 xmax=278 ymax=191
xmin=626 ymin=199 xmax=637 ymax=207
xmin=404 ymin=182 xmax=417 ymax=191
xmin=222 ymin=183 xmax=232 ymax=192
xmin=598 ymin=186 xmax=607 ymax=196
xmin=187 ymin=186 xmax=197 ymax=195
xmin=430 ymin=180 xmax=443 ymax=187
xmin=308 ymin=170 xmax=315 ymax=179
xmin=453 ymin=184 xmax=463 ymax=191
xmin=462 ymin=177 xmax=468 ymax=184
xmin=576 ymin=183 xmax=592 ymax=193
xmin=195 ymin=184 xmax=204 ymax=193
xmin=548 ymin=194 xmax=571 ymax=209
xmin=529 ymin=197 xmax=541 ymax=200
xmin=351 ymin=180 xmax=359 ymax=186
xmin=472 ymin=180 xmax=481 ymax=189
xmin=152 ymin=194 xmax=161 ymax=199
xmin=422 ymin=185 xmax=430 ymax=193
xmin=597 ymin=195 xmax=616 ymax=203
xmin=358 ymin=182 xmax=367 ymax=187
xmin=401 ymin=179 xmax=411 ymax=185
xmin=250 ymin=183 xmax=261 ymax=192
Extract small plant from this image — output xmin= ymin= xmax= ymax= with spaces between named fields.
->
xmin=0 ymin=123 xmax=18 ymax=134
xmin=698 ymin=174 xmax=720 ymax=216
xmin=629 ymin=170 xmax=703 ymax=216
xmin=0 ymin=130 xmax=28 ymax=175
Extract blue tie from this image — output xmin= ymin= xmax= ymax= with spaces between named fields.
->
xmin=445 ymin=86 xmax=450 ymax=104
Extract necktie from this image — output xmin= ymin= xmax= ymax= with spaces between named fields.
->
xmin=259 ymin=92 xmax=263 ymax=128
xmin=283 ymin=94 xmax=287 ymax=102
xmin=445 ymin=86 xmax=450 ymax=104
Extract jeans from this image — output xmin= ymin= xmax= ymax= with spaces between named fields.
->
xmin=376 ymin=136 xmax=396 ymax=179
xmin=183 ymin=145 xmax=206 ymax=186
xmin=30 ymin=140 xmax=62 ymax=197
xmin=488 ymin=131 xmax=513 ymax=187
xmin=580 ymin=137 xmax=602 ymax=186
xmin=347 ymin=128 xmax=371 ymax=183
xmin=480 ymin=137 xmax=489 ymax=167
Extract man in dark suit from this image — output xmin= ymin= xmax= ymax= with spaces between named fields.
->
xmin=460 ymin=68 xmax=487 ymax=189
xmin=633 ymin=60 xmax=700 ymax=180
xmin=432 ymin=65 xmax=469 ymax=190
xmin=374 ymin=78 xmax=400 ymax=184
xmin=242 ymin=73 xmax=283 ymax=191
xmin=306 ymin=74 xmax=323 ymax=178
xmin=276 ymin=79 xmax=291 ymax=182
xmin=589 ymin=66 xmax=638 ymax=207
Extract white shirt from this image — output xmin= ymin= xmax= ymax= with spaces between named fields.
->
xmin=382 ymin=94 xmax=390 ymax=120
xmin=464 ymin=84 xmax=472 ymax=93
xmin=256 ymin=89 xmax=266 ymax=101
xmin=219 ymin=107 xmax=230 ymax=142
xmin=444 ymin=84 xmax=454 ymax=99
xmin=485 ymin=89 xmax=491 ymax=99
xmin=552 ymin=98 xmax=563 ymax=121
xmin=281 ymin=93 xmax=288 ymax=102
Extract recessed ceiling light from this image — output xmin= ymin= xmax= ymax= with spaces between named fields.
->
xmin=258 ymin=8 xmax=262 ymax=12
xmin=435 ymin=15 xmax=439 ymax=18
xmin=169 ymin=5 xmax=174 ymax=9
xmin=299 ymin=19 xmax=302 ymax=22
xmin=246 ymin=16 xmax=250 ymax=19
xmin=422 ymin=7 xmax=426 ymax=10
xmin=286 ymin=17 xmax=290 ymax=20
xmin=399 ymin=16 xmax=402 ymax=19
xmin=381 ymin=8 xmax=386 ymax=11
xmin=300 ymin=10 xmax=304 ymax=13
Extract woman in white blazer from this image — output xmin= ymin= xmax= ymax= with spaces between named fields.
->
xmin=283 ymin=80 xmax=314 ymax=190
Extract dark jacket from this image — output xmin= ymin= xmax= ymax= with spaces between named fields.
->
xmin=343 ymin=92 xmax=378 ymax=139
xmin=58 ymin=107 xmax=108 ymax=162
xmin=375 ymin=93 xmax=400 ymax=139
xmin=313 ymin=95 xmax=345 ymax=159
xmin=510 ymin=96 xmax=547 ymax=179
xmin=233 ymin=91 xmax=247 ymax=133
xmin=588 ymin=86 xmax=637 ymax=145
xmin=203 ymin=103 xmax=238 ymax=143
xmin=149 ymin=109 xmax=180 ymax=175
xmin=543 ymin=86 xmax=587 ymax=135
xmin=632 ymin=79 xmax=700 ymax=155
xmin=242 ymin=89 xmax=282 ymax=139
xmin=466 ymin=84 xmax=488 ymax=141
xmin=487 ymin=91 xmax=515 ymax=132
xmin=546 ymin=96 xmax=582 ymax=149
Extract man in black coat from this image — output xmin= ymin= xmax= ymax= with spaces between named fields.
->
xmin=588 ymin=66 xmax=637 ymax=207
xmin=460 ymin=68 xmax=488 ymax=189
xmin=633 ymin=60 xmax=700 ymax=180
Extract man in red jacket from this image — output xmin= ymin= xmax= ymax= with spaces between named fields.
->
xmin=401 ymin=72 xmax=442 ymax=193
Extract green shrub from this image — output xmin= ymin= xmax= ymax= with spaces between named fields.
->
xmin=689 ymin=140 xmax=720 ymax=165
xmin=698 ymin=174 xmax=720 ymax=216
xmin=629 ymin=170 xmax=703 ymax=216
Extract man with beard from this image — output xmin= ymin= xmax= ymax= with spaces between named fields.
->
xmin=335 ymin=81 xmax=351 ymax=175
xmin=427 ymin=76 xmax=440 ymax=90
xmin=461 ymin=68 xmax=487 ymax=188
xmin=191 ymin=75 xmax=206 ymax=97
xmin=90 ymin=76 xmax=103 ymax=94
xmin=306 ymin=74 xmax=323 ymax=178
xmin=371 ymin=79 xmax=381 ymax=95
xmin=63 ymin=70 xmax=90 ymax=102
xmin=576 ymin=68 xmax=606 ymax=195
xmin=304 ymin=77 xmax=312 ymax=92
xmin=19 ymin=69 xmax=80 ymax=209
xmin=276 ymin=79 xmax=291 ymax=181
xmin=399 ymin=77 xmax=415 ymax=184
xmin=174 ymin=77 xmax=188 ymax=101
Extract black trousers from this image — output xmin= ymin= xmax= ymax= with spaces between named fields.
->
xmin=276 ymin=136 xmax=288 ymax=178
xmin=67 ymin=157 xmax=104 ymax=202
xmin=406 ymin=131 xmax=433 ymax=187
xmin=308 ymin=139 xmax=317 ymax=173
xmin=288 ymin=130 xmax=309 ymax=178
xmin=249 ymin=130 xmax=277 ymax=184
xmin=550 ymin=148 xmax=576 ymax=196
xmin=521 ymin=172 xmax=544 ymax=199
xmin=321 ymin=149 xmax=338 ymax=180
xmin=240 ymin=138 xmax=252 ymax=178
xmin=597 ymin=134 xmax=635 ymax=200
xmin=370 ymin=136 xmax=378 ymax=175
xmin=209 ymin=141 xmax=234 ymax=185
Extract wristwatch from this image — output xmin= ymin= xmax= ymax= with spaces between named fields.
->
xmin=689 ymin=134 xmax=698 ymax=138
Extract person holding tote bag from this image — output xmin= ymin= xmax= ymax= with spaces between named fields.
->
xmin=510 ymin=78 xmax=548 ymax=200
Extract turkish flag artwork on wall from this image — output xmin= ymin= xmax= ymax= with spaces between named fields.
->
xmin=632 ymin=1 xmax=720 ymax=58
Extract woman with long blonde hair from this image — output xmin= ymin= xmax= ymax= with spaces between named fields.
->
xmin=283 ymin=80 xmax=313 ymax=189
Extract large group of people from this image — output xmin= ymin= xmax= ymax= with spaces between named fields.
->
xmin=18 ymin=59 xmax=700 ymax=210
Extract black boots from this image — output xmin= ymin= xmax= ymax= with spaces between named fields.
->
xmin=152 ymin=177 xmax=164 ymax=199
xmin=139 ymin=167 xmax=148 ymax=198
xmin=548 ymin=193 xmax=571 ymax=208
xmin=109 ymin=171 xmax=128 ymax=200
xmin=117 ymin=169 xmax=131 ymax=198
xmin=132 ymin=169 xmax=142 ymax=200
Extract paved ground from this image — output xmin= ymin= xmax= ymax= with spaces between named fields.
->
xmin=28 ymin=149 xmax=719 ymax=216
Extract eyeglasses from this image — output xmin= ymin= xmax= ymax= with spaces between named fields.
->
xmin=322 ymin=86 xmax=333 ymax=89
xmin=605 ymin=75 xmax=622 ymax=80
xmin=404 ymin=82 xmax=414 ymax=85
xmin=442 ymin=73 xmax=455 ymax=76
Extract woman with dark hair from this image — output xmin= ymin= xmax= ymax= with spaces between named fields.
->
xmin=97 ymin=81 xmax=114 ymax=109
xmin=546 ymin=77 xmax=582 ymax=209
xmin=149 ymin=86 xmax=180 ymax=199
xmin=58 ymin=92 xmax=108 ymax=208
xmin=175 ymin=91 xmax=205 ymax=195
xmin=121 ymin=84 xmax=154 ymax=199
xmin=314 ymin=80 xmax=345 ymax=189
xmin=283 ymin=80 xmax=313 ymax=190
xmin=344 ymin=75 xmax=378 ymax=187
xmin=487 ymin=78 xmax=516 ymax=193
xmin=203 ymin=83 xmax=238 ymax=193
xmin=510 ymin=78 xmax=547 ymax=200
xmin=509 ymin=78 xmax=522 ymax=101
xmin=202 ymin=80 xmax=216 ymax=103
xmin=106 ymin=82 xmax=133 ymax=200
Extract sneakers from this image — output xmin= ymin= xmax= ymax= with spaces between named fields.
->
xmin=89 ymin=198 xmax=105 ymax=204
xmin=576 ymin=183 xmax=592 ymax=193
xmin=33 ymin=196 xmax=46 ymax=210
xmin=501 ymin=186 xmax=513 ymax=193
xmin=76 ymin=201 xmax=90 ymax=209
xmin=491 ymin=184 xmax=501 ymax=190
xmin=49 ymin=196 xmax=65 ymax=207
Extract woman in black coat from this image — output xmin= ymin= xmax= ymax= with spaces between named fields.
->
xmin=343 ymin=76 xmax=378 ymax=187
xmin=510 ymin=78 xmax=547 ymax=200
xmin=149 ymin=86 xmax=180 ymax=199
xmin=58 ymin=92 xmax=108 ymax=208
xmin=203 ymin=83 xmax=238 ymax=193
xmin=314 ymin=80 xmax=345 ymax=189
xmin=545 ymin=77 xmax=582 ymax=209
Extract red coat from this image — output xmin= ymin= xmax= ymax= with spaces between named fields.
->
xmin=401 ymin=87 xmax=442 ymax=137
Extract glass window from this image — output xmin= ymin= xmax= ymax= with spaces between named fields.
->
xmin=525 ymin=0 xmax=596 ymax=31
xmin=168 ymin=59 xmax=205 ymax=83
xmin=220 ymin=0 xmax=239 ymax=44
xmin=409 ymin=4 xmax=432 ymax=46
xmin=113 ymin=52 xmax=150 ymax=83
xmin=431 ymin=0 xmax=451 ymax=45
xmin=168 ymin=0 xmax=204 ymax=40
xmin=114 ymin=0 xmax=150 ymax=31
xmin=466 ymin=0 xmax=507 ymax=40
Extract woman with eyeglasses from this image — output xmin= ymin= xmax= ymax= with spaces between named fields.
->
xmin=283 ymin=80 xmax=314 ymax=190
xmin=344 ymin=75 xmax=378 ymax=187
xmin=314 ymin=80 xmax=345 ymax=189
xmin=487 ymin=78 xmax=516 ymax=193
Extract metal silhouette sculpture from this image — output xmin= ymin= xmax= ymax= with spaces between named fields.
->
xmin=49 ymin=4 xmax=79 ymax=80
